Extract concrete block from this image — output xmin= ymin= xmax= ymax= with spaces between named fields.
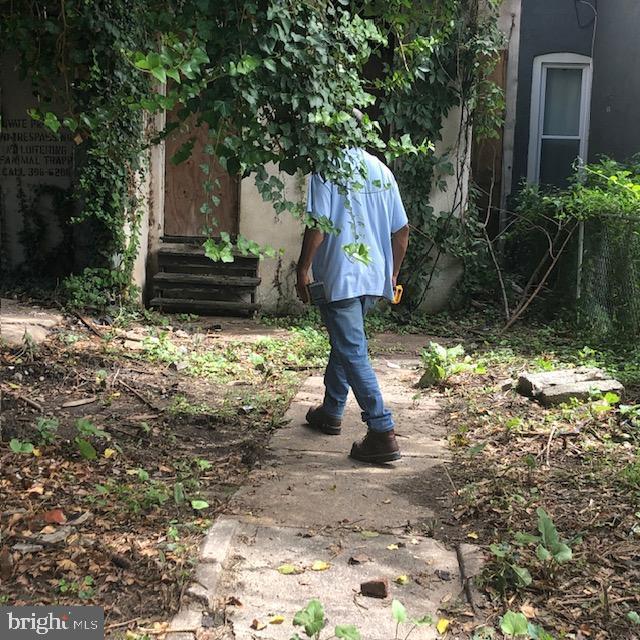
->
xmin=200 ymin=517 xmax=238 ymax=564
xmin=187 ymin=563 xmax=223 ymax=608
xmin=168 ymin=607 xmax=202 ymax=633
xmin=517 ymin=368 xmax=624 ymax=406
xmin=539 ymin=380 xmax=624 ymax=407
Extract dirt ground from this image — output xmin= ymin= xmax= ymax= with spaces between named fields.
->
xmin=1 ymin=307 xmax=639 ymax=639
xmin=0 ymin=312 xmax=308 ymax=628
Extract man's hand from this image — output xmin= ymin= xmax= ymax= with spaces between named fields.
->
xmin=296 ymin=268 xmax=311 ymax=304
xmin=391 ymin=225 xmax=409 ymax=290
xmin=296 ymin=226 xmax=325 ymax=304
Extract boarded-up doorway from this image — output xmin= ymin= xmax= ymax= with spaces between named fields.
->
xmin=164 ymin=113 xmax=238 ymax=237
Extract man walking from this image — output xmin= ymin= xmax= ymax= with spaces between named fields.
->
xmin=296 ymin=147 xmax=410 ymax=463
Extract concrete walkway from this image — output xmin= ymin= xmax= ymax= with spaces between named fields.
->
xmin=167 ymin=360 xmax=484 ymax=640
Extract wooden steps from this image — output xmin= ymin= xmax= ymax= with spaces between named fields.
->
xmin=150 ymin=298 xmax=260 ymax=314
xmin=150 ymin=236 xmax=261 ymax=316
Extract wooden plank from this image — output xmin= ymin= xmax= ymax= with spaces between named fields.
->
xmin=154 ymin=288 xmax=250 ymax=301
xmin=153 ymin=272 xmax=261 ymax=288
xmin=160 ymin=235 xmax=237 ymax=244
xmin=156 ymin=261 xmax=259 ymax=276
xmin=150 ymin=297 xmax=259 ymax=313
xmin=164 ymin=112 xmax=238 ymax=237
xmin=158 ymin=243 xmax=259 ymax=262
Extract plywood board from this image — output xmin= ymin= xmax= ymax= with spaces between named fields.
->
xmin=164 ymin=113 xmax=238 ymax=236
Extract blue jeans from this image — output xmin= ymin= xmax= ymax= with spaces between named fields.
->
xmin=319 ymin=296 xmax=393 ymax=432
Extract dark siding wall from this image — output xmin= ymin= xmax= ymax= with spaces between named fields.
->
xmin=511 ymin=0 xmax=593 ymax=192
xmin=589 ymin=1 xmax=640 ymax=161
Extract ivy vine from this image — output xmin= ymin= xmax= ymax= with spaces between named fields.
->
xmin=3 ymin=0 xmax=503 ymax=310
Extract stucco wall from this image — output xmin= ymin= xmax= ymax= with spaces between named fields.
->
xmin=238 ymin=168 xmax=306 ymax=312
xmin=416 ymin=105 xmax=471 ymax=313
xmin=240 ymin=107 xmax=471 ymax=314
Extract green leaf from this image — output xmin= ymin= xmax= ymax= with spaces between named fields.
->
xmin=191 ymin=47 xmax=209 ymax=64
xmin=293 ymin=599 xmax=325 ymax=637
xmin=552 ymin=543 xmax=572 ymax=564
xmin=151 ymin=67 xmax=167 ymax=84
xmin=166 ymin=68 xmax=181 ymax=83
xmin=190 ymin=499 xmax=209 ymax=510
xmin=233 ymin=54 xmax=261 ymax=75
xmin=513 ymin=532 xmax=540 ymax=546
xmin=171 ymin=138 xmax=195 ymax=165
xmin=528 ymin=623 xmax=555 ymax=640
xmin=134 ymin=53 xmax=152 ymax=70
xmin=173 ymin=482 xmax=186 ymax=505
xmin=627 ymin=611 xmax=640 ymax=624
xmin=264 ymin=58 xmax=277 ymax=72
xmin=76 ymin=438 xmax=97 ymax=460
xmin=467 ymin=443 xmax=486 ymax=456
xmin=136 ymin=468 xmax=150 ymax=481
xmin=10 ymin=439 xmax=34 ymax=454
xmin=499 ymin=610 xmax=529 ymax=637
xmin=536 ymin=508 xmax=560 ymax=550
xmin=43 ymin=112 xmax=61 ymax=134
xmin=391 ymin=599 xmax=407 ymax=624
xmin=603 ymin=392 xmax=620 ymax=404
xmin=511 ymin=564 xmax=532 ymax=587
xmin=489 ymin=543 xmax=509 ymax=558
xmin=536 ymin=545 xmax=551 ymax=562
xmin=62 ymin=116 xmax=78 ymax=131
xmin=277 ymin=563 xmax=302 ymax=575
xmin=335 ymin=624 xmax=361 ymax=639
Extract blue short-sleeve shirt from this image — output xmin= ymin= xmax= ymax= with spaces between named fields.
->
xmin=306 ymin=149 xmax=408 ymax=303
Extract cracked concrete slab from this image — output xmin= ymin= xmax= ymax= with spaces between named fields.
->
xmin=171 ymin=359 xmax=484 ymax=639
xmin=1 ymin=298 xmax=63 ymax=347
xmin=219 ymin=522 xmax=462 ymax=640
xmin=231 ymin=364 xmax=450 ymax=531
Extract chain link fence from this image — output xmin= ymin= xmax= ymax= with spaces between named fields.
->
xmin=577 ymin=216 xmax=640 ymax=338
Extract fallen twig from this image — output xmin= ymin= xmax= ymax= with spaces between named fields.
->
xmin=544 ymin=424 xmax=558 ymax=467
xmin=73 ymin=312 xmax=104 ymax=339
xmin=1 ymin=386 xmax=43 ymax=413
xmin=352 ymin=591 xmax=369 ymax=610
xmin=441 ymin=463 xmax=457 ymax=493
xmin=117 ymin=379 xmax=161 ymax=411
xmin=104 ymin=617 xmax=145 ymax=632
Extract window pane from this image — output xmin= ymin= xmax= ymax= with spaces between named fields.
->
xmin=543 ymin=67 xmax=582 ymax=136
xmin=539 ymin=138 xmax=581 ymax=187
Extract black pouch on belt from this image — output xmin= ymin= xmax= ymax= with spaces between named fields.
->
xmin=306 ymin=281 xmax=327 ymax=306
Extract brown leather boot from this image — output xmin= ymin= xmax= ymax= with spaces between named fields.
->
xmin=349 ymin=429 xmax=401 ymax=463
xmin=306 ymin=406 xmax=342 ymax=435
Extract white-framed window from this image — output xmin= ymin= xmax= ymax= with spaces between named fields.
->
xmin=527 ymin=53 xmax=592 ymax=187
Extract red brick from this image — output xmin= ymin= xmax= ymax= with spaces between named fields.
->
xmin=360 ymin=577 xmax=390 ymax=599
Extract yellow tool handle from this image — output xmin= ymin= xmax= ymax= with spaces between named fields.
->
xmin=392 ymin=284 xmax=403 ymax=305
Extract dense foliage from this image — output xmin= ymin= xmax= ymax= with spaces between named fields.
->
xmin=3 ymin=0 xmax=503 ymax=307
xmin=3 ymin=1 xmax=158 ymax=305
xmin=374 ymin=0 xmax=504 ymax=309
xmin=505 ymin=157 xmax=640 ymax=335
